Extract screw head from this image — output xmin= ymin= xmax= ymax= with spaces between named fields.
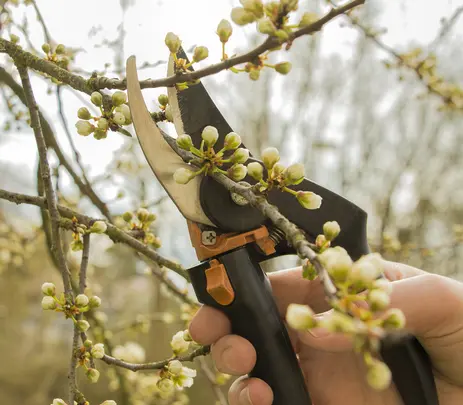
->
xmin=202 ymin=230 xmax=217 ymax=246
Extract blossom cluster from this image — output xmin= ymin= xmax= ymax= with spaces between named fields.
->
xmin=69 ymin=217 xmax=108 ymax=252
xmin=75 ymin=91 xmax=132 ymax=139
xmin=120 ymin=207 xmax=161 ymax=249
xmin=286 ymin=222 xmax=406 ymax=391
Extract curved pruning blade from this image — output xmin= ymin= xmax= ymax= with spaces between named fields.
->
xmin=167 ymin=48 xmax=235 ymax=151
xmin=126 ymin=55 xmax=214 ymax=227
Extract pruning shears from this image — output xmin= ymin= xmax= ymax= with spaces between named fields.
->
xmin=126 ymin=49 xmax=438 ymax=405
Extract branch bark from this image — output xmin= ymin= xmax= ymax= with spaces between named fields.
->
xmin=0 ymin=0 xmax=364 ymax=91
xmin=16 ymin=64 xmax=73 ymax=296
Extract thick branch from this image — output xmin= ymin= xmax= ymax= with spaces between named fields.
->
xmin=0 ymin=0 xmax=364 ymax=91
xmin=101 ymin=345 xmax=210 ymax=372
xmin=0 ymin=188 xmax=186 ymax=277
xmin=16 ymin=64 xmax=73 ymax=296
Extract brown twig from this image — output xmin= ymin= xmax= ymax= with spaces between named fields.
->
xmin=0 ymin=188 xmax=187 ymax=278
xmin=0 ymin=0 xmax=364 ymax=92
xmin=101 ymin=345 xmax=211 ymax=372
xmin=16 ymin=64 xmax=73 ymax=296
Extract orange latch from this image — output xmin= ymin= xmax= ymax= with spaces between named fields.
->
xmin=205 ymin=259 xmax=235 ymax=305
xmin=187 ymin=221 xmax=276 ymax=261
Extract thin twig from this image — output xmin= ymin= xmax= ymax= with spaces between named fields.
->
xmin=197 ymin=357 xmax=228 ymax=405
xmin=16 ymin=64 xmax=73 ymax=296
xmin=101 ymin=345 xmax=211 ymax=372
xmin=0 ymin=188 xmax=187 ymax=278
xmin=0 ymin=0 xmax=364 ymax=92
xmin=31 ymin=0 xmax=52 ymax=44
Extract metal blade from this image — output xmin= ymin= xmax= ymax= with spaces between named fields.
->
xmin=167 ymin=48 xmax=236 ymax=151
xmin=126 ymin=55 xmax=214 ymax=227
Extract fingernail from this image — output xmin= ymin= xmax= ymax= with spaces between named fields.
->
xmin=239 ymin=386 xmax=253 ymax=405
xmin=221 ymin=347 xmax=239 ymax=374
xmin=307 ymin=327 xmax=330 ymax=338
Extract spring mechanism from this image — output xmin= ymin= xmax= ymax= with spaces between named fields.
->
xmin=268 ymin=227 xmax=286 ymax=245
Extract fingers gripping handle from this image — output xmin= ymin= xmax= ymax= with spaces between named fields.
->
xmin=188 ymin=246 xmax=311 ymax=405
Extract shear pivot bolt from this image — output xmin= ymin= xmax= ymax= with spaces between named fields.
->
xmin=202 ymin=231 xmax=217 ymax=246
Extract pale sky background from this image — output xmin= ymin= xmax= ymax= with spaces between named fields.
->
xmin=1 ymin=0 xmax=462 ymax=265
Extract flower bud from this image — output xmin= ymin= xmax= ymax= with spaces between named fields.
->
xmin=299 ymin=12 xmax=318 ymax=27
xmin=136 ymin=208 xmax=150 ymax=222
xmin=319 ymin=311 xmax=356 ymax=333
xmin=280 ymin=0 xmax=298 ymax=11
xmin=201 ymin=126 xmax=219 ymax=147
xmin=240 ymin=0 xmax=264 ymax=18
xmin=319 ymin=247 xmax=352 ymax=282
xmin=97 ymin=118 xmax=109 ymax=131
xmin=86 ymin=368 xmax=100 ymax=383
xmin=247 ymin=162 xmax=263 ymax=180
xmin=42 ymin=296 xmax=57 ymax=310
xmin=323 ymin=221 xmax=340 ymax=241
xmin=373 ymin=279 xmax=392 ymax=295
xmin=71 ymin=239 xmax=84 ymax=251
xmin=100 ymin=401 xmax=117 ymax=405
xmin=89 ymin=295 xmax=102 ymax=308
xmin=171 ymin=331 xmax=190 ymax=355
xmin=42 ymin=282 xmax=56 ymax=296
xmin=193 ymin=46 xmax=209 ymax=62
xmin=42 ymin=43 xmax=51 ymax=53
xmin=176 ymin=134 xmax=193 ymax=151
xmin=165 ymin=32 xmax=181 ymax=54
xmin=113 ymin=112 xmax=126 ymax=125
xmin=122 ymin=211 xmax=133 ymax=222
xmin=90 ymin=92 xmax=103 ymax=106
xmin=231 ymin=7 xmax=256 ymax=26
xmin=257 ymin=18 xmax=276 ymax=35
xmin=77 ymin=107 xmax=91 ymax=120
xmin=174 ymin=168 xmax=194 ymax=184
xmin=168 ymin=359 xmax=183 ymax=375
xmin=224 ymin=132 xmax=241 ymax=150
xmin=183 ymin=329 xmax=193 ymax=342
xmin=296 ymin=191 xmax=322 ymax=210
xmin=217 ymin=19 xmax=233 ymax=43
xmin=366 ymin=360 xmax=392 ymax=390
xmin=75 ymin=120 xmax=94 ymax=136
xmin=272 ymin=163 xmax=286 ymax=176
xmin=55 ymin=44 xmax=65 ymax=54
xmin=275 ymin=62 xmax=292 ymax=75
xmin=91 ymin=220 xmax=107 ymax=234
xmin=115 ymin=104 xmax=131 ymax=121
xmin=284 ymin=163 xmax=304 ymax=185
xmin=165 ymin=105 xmax=173 ymax=122
xmin=91 ymin=343 xmax=105 ymax=359
xmin=84 ymin=339 xmax=93 ymax=349
xmin=286 ymin=303 xmax=315 ymax=330
xmin=275 ymin=29 xmax=290 ymax=41
xmin=158 ymin=94 xmax=169 ymax=106
xmin=231 ymin=148 xmax=250 ymax=164
xmin=228 ymin=164 xmax=247 ymax=181
xmin=157 ymin=378 xmax=174 ymax=393
xmin=382 ymin=308 xmax=406 ymax=329
xmin=112 ymin=91 xmax=127 ymax=106
xmin=249 ymin=69 xmax=260 ymax=81
xmin=261 ymin=147 xmax=280 ymax=169
xmin=368 ymin=289 xmax=390 ymax=311
xmin=52 ymin=399 xmax=66 ymax=405
xmin=77 ymin=319 xmax=90 ymax=332
xmin=75 ymin=294 xmax=89 ymax=307
xmin=350 ymin=254 xmax=383 ymax=283
xmin=94 ymin=129 xmax=107 ymax=140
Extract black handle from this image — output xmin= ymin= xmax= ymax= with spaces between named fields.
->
xmin=188 ymin=245 xmax=310 ymax=405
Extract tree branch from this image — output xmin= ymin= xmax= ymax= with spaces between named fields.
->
xmin=0 ymin=188 xmax=187 ymax=278
xmin=16 ymin=64 xmax=73 ymax=296
xmin=101 ymin=345 xmax=210 ymax=372
xmin=0 ymin=0 xmax=364 ymax=92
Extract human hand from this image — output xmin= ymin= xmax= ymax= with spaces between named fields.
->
xmin=189 ymin=261 xmax=463 ymax=405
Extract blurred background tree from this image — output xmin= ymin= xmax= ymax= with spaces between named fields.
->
xmin=0 ymin=0 xmax=462 ymax=404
